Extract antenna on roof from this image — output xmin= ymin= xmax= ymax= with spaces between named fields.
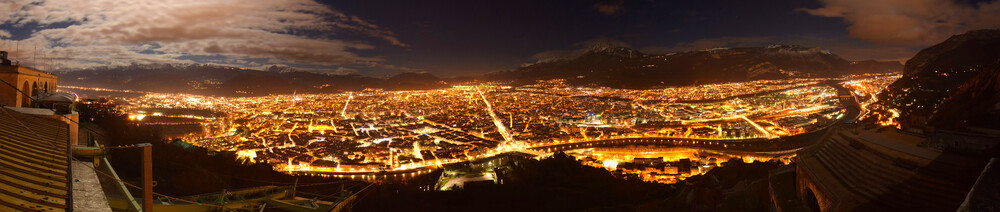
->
xmin=43 ymin=51 xmax=48 ymax=71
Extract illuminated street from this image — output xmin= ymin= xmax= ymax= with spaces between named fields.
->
xmin=61 ymin=75 xmax=897 ymax=178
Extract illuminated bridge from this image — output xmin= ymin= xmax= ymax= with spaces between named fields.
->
xmin=287 ymin=129 xmax=834 ymax=176
xmin=524 ymin=136 xmax=812 ymax=156
xmin=520 ymin=128 xmax=829 ymax=155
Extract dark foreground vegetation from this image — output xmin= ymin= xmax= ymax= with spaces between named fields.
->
xmin=355 ymin=152 xmax=785 ymax=212
xmin=356 ymin=152 xmax=673 ymax=211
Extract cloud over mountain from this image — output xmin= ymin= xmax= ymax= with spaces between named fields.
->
xmin=644 ymin=36 xmax=921 ymax=62
xmin=800 ymin=0 xmax=1000 ymax=46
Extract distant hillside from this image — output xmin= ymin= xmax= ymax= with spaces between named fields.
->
xmin=486 ymin=45 xmax=902 ymax=89
xmin=928 ymin=59 xmax=1000 ymax=130
xmin=56 ymin=64 xmax=447 ymax=96
xmin=878 ymin=29 xmax=1000 ymax=129
xmin=57 ymin=45 xmax=904 ymax=96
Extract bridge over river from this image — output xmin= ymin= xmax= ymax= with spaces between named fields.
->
xmin=518 ymin=125 xmax=835 ymax=158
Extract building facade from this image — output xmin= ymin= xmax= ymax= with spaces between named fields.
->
xmin=0 ymin=51 xmax=58 ymax=107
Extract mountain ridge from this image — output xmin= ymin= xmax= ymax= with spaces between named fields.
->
xmin=487 ymin=45 xmax=902 ymax=89
xmin=876 ymin=29 xmax=1000 ymax=130
xmin=56 ymin=44 xmax=903 ymax=96
xmin=878 ymin=29 xmax=1000 ymax=129
xmin=56 ymin=64 xmax=447 ymax=97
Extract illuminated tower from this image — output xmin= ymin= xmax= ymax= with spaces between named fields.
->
xmin=413 ymin=141 xmax=423 ymax=159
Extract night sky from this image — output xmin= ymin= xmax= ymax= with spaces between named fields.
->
xmin=1 ymin=0 xmax=998 ymax=76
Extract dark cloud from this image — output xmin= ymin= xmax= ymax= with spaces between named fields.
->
xmin=642 ymin=36 xmax=919 ymax=62
xmin=593 ymin=1 xmax=624 ymax=16
xmin=799 ymin=0 xmax=1000 ymax=46
xmin=330 ymin=67 xmax=359 ymax=75
xmin=529 ymin=37 xmax=633 ymax=64
xmin=641 ymin=36 xmax=775 ymax=53
xmin=639 ymin=36 xmax=920 ymax=62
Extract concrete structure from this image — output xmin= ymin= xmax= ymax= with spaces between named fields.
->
xmin=0 ymin=107 xmax=73 ymax=211
xmin=71 ymin=161 xmax=113 ymax=212
xmin=926 ymin=129 xmax=1000 ymax=153
xmin=0 ymin=51 xmax=58 ymax=108
xmin=6 ymin=106 xmax=80 ymax=146
xmin=0 ymin=51 xmax=103 ymax=211
xmin=0 ymin=51 xmax=78 ymax=145
xmin=790 ymin=125 xmax=983 ymax=211
xmin=957 ymin=158 xmax=1000 ymax=212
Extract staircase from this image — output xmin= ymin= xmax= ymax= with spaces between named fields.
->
xmin=810 ymin=133 xmax=968 ymax=211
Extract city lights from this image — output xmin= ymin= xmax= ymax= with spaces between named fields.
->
xmin=65 ymin=75 xmax=898 ymax=177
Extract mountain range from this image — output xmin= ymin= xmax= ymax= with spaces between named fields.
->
xmin=486 ymin=45 xmax=902 ymax=89
xmin=878 ymin=29 xmax=1000 ymax=130
xmin=931 ymin=59 xmax=1000 ymax=130
xmin=876 ymin=29 xmax=1000 ymax=130
xmin=56 ymin=45 xmax=903 ymax=96
xmin=56 ymin=64 xmax=446 ymax=96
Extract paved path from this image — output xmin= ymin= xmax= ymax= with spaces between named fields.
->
xmin=72 ymin=161 xmax=113 ymax=212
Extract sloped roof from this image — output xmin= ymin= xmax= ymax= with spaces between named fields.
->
xmin=0 ymin=108 xmax=70 ymax=211
xmin=40 ymin=93 xmax=76 ymax=104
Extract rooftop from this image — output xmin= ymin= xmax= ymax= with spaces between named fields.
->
xmin=0 ymin=107 xmax=71 ymax=211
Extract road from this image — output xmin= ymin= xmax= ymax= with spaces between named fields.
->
xmin=287 ymin=81 xmax=865 ymax=175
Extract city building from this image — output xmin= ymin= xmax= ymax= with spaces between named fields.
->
xmin=0 ymin=50 xmax=80 ymax=145
xmin=0 ymin=51 xmax=58 ymax=107
xmin=0 ymin=50 xmax=109 ymax=211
